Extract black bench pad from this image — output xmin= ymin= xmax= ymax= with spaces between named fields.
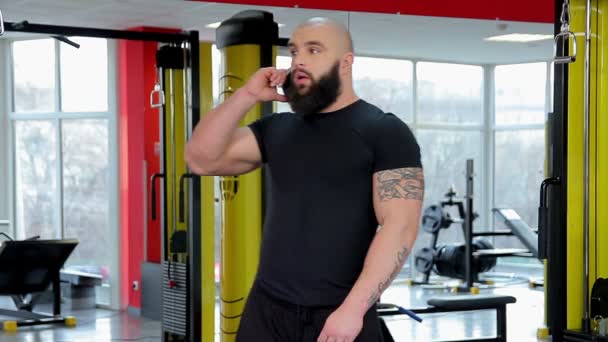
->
xmin=428 ymin=294 xmax=516 ymax=310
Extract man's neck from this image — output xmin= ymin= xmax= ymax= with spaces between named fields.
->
xmin=320 ymin=91 xmax=359 ymax=113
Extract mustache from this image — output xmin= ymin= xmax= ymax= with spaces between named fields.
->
xmin=290 ymin=68 xmax=313 ymax=80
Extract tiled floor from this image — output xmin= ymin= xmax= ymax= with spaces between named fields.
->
xmin=0 ymin=273 xmax=548 ymax=341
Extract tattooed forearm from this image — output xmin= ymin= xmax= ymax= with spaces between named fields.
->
xmin=367 ymin=245 xmax=410 ymax=306
xmin=376 ymin=167 xmax=424 ymax=202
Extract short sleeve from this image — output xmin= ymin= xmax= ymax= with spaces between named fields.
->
xmin=372 ymin=113 xmax=422 ymax=173
xmin=248 ymin=114 xmax=277 ymax=164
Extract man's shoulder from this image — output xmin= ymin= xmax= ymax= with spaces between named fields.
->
xmin=253 ymin=111 xmax=298 ymax=125
xmin=350 ymin=100 xmax=402 ymax=130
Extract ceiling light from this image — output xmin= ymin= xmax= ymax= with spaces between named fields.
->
xmin=484 ymin=33 xmax=554 ymax=43
xmin=206 ymin=22 xmax=285 ymax=29
xmin=205 ymin=22 xmax=221 ymax=29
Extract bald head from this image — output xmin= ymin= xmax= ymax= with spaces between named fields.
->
xmin=286 ymin=16 xmax=357 ymax=108
xmin=294 ymin=17 xmax=354 ymax=53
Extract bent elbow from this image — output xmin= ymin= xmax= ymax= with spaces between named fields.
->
xmin=184 ymin=145 xmax=217 ymax=176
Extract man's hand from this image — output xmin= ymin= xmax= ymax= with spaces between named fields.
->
xmin=242 ymin=67 xmax=289 ymax=102
xmin=317 ymin=305 xmax=364 ymax=342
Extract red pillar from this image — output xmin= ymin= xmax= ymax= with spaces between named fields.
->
xmin=118 ymin=27 xmax=178 ymax=309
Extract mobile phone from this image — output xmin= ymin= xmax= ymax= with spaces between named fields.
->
xmin=281 ymin=70 xmax=293 ymax=94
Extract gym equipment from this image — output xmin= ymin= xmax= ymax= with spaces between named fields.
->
xmin=376 ymin=303 xmax=422 ymax=322
xmin=59 ymin=269 xmax=103 ymax=310
xmin=413 ymin=160 xmax=532 ymax=289
xmin=197 ymin=42 xmax=216 ymax=342
xmin=591 ymin=278 xmax=608 ymax=318
xmin=493 ymin=208 xmax=539 ymax=258
xmin=580 ymin=0 xmax=592 ymax=332
xmin=150 ymin=173 xmax=165 ymax=221
xmin=146 ymin=34 xmax=206 ymax=342
xmin=215 ymin=11 xmax=278 ymax=341
xmin=543 ymin=0 xmax=571 ymax=338
xmin=421 ymin=204 xmax=453 ymax=233
xmin=554 ymin=0 xmax=577 ymax=64
xmin=560 ymin=0 xmax=594 ymax=336
xmin=0 ymin=239 xmax=78 ymax=330
xmin=432 ymin=239 xmax=498 ymax=280
xmin=152 ymin=43 xmax=197 ymax=341
xmin=415 ymin=237 xmax=496 ymax=275
xmin=378 ymin=294 xmax=516 ymax=342
xmin=178 ymin=173 xmax=196 ymax=223
xmin=538 ymin=177 xmax=560 ymax=259
xmin=414 ymin=187 xmax=470 ymax=284
xmin=415 ymin=238 xmax=498 ymax=282
xmin=582 ymin=0 xmax=592 ymax=331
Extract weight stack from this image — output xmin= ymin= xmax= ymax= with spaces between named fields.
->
xmin=162 ymin=261 xmax=189 ymax=337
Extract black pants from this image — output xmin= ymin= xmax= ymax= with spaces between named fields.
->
xmin=236 ymin=282 xmax=384 ymax=342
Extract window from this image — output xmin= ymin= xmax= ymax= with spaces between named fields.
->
xmin=414 ymin=61 xmax=486 ymax=239
xmin=62 ymin=119 xmax=111 ymax=270
xmin=495 ymin=62 xmax=546 ymax=125
xmin=9 ymin=37 xmax=117 ymax=306
xmin=417 ymin=62 xmax=483 ymax=125
xmin=493 ymin=63 xmax=548 ymax=253
xmin=353 ymin=56 xmax=413 ymax=122
xmin=12 ymin=39 xmax=56 ymax=113
xmin=60 ymin=38 xmax=108 ymax=112
xmin=494 ymin=129 xmax=545 ymax=221
xmin=14 ymin=120 xmax=58 ymax=239
xmin=415 ymin=129 xmax=484 ymax=250
xmin=417 ymin=129 xmax=483 ymax=212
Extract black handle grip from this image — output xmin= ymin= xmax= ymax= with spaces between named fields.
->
xmin=538 ymin=177 xmax=560 ymax=260
xmin=178 ymin=173 xmax=195 ymax=224
xmin=179 ymin=188 xmax=185 ymax=223
xmin=538 ymin=206 xmax=548 ymax=259
xmin=151 ymin=184 xmax=157 ymax=221
xmin=150 ymin=173 xmax=165 ymax=221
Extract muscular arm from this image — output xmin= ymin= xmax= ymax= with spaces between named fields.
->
xmin=185 ymin=68 xmax=287 ymax=176
xmin=341 ymin=167 xmax=424 ymax=315
xmin=184 ymin=88 xmax=260 ymax=176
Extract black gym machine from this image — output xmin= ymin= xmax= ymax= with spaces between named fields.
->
xmin=412 ymin=159 xmax=541 ymax=291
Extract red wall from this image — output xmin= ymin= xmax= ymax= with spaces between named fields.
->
xmin=119 ymin=37 xmax=146 ymax=309
xmin=190 ymin=0 xmax=554 ymax=23
xmin=118 ymin=27 xmax=177 ymax=309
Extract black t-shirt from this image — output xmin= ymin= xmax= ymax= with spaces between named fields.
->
xmin=248 ymin=99 xmax=421 ymax=307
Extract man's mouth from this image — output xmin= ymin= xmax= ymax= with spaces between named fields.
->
xmin=294 ymin=70 xmax=311 ymax=85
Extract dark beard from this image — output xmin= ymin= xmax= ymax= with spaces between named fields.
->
xmin=284 ymin=62 xmax=342 ymax=116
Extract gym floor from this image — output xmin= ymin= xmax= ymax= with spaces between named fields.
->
xmin=0 ymin=270 xmax=548 ymax=342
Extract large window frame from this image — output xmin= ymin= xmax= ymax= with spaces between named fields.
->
xmin=3 ymin=36 xmax=120 ymax=309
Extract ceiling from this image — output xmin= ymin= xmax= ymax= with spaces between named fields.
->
xmin=0 ymin=0 xmax=555 ymax=64
xmin=192 ymin=0 xmax=554 ymax=23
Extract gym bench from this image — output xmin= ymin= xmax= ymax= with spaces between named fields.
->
xmin=378 ymin=294 xmax=516 ymax=342
xmin=0 ymin=239 xmax=79 ymax=331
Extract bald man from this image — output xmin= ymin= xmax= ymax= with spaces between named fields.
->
xmin=186 ymin=17 xmax=424 ymax=342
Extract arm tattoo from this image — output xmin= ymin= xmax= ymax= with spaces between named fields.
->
xmin=367 ymin=245 xmax=410 ymax=306
xmin=376 ymin=167 xmax=424 ymax=202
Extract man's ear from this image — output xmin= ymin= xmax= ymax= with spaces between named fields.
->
xmin=341 ymin=52 xmax=354 ymax=72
